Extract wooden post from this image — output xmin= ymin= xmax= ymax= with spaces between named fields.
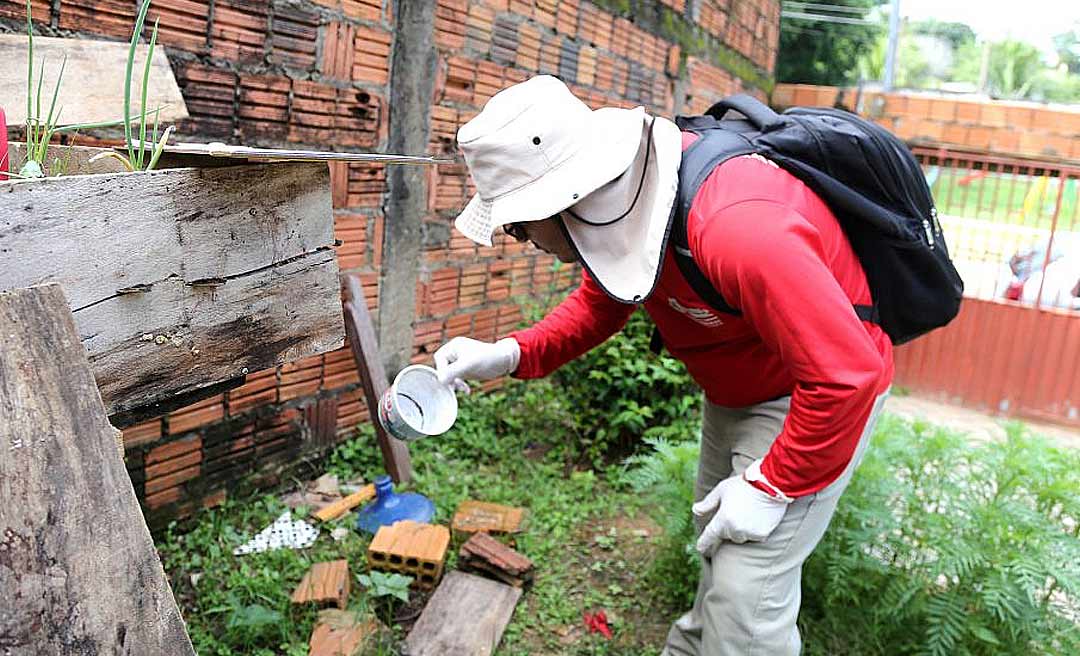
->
xmin=0 ymin=284 xmax=195 ymax=654
xmin=341 ymin=273 xmax=412 ymax=484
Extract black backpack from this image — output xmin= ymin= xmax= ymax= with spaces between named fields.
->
xmin=663 ymin=94 xmax=963 ymax=347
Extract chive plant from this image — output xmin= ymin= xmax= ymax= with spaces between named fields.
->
xmin=18 ymin=0 xmax=173 ymax=177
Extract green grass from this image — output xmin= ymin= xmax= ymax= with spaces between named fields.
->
xmin=157 ymin=380 xmax=679 ymax=655
xmin=157 ymin=374 xmax=1080 ymax=655
xmin=928 ymin=168 xmax=1079 ymax=230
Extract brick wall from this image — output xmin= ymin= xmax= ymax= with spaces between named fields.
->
xmin=772 ymin=83 xmax=1080 ymax=162
xmin=1 ymin=0 xmax=779 ymax=523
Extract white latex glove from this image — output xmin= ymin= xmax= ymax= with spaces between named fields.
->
xmin=433 ymin=336 xmax=521 ymax=391
xmin=693 ymin=459 xmax=793 ymax=556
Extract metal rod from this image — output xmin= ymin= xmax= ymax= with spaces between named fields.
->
xmin=144 ymin=141 xmax=453 ymax=165
xmin=1034 ymin=167 xmax=1069 ymax=309
xmin=783 ymin=1 xmax=870 ymax=15
xmin=883 ymin=0 xmax=901 ymax=90
xmin=781 ymin=10 xmax=876 ymax=25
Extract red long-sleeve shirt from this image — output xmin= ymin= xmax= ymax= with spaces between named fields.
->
xmin=508 ymin=137 xmax=894 ymax=498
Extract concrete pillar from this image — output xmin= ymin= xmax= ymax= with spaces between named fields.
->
xmin=379 ymin=0 xmax=439 ymax=376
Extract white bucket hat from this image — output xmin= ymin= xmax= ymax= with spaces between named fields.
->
xmin=454 ymin=75 xmax=680 ymax=303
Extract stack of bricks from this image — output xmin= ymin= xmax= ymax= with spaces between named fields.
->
xmin=0 ymin=0 xmax=780 ymax=524
xmin=772 ymin=84 xmax=1080 ymax=162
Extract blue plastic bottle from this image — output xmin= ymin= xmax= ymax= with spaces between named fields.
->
xmin=355 ymin=475 xmax=435 ymax=534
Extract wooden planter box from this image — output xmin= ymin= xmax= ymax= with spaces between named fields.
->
xmin=0 ymin=142 xmax=345 ymax=425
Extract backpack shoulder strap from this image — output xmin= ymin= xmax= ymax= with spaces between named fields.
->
xmin=670 ymin=125 xmax=758 ymax=316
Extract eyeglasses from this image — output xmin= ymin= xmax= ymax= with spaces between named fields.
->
xmin=502 ymin=222 xmax=528 ymax=243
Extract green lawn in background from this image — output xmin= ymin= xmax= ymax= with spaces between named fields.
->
xmin=927 ymin=167 xmax=1079 ymax=230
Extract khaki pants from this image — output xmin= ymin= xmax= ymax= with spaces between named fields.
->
xmin=663 ymin=391 xmax=889 ymax=656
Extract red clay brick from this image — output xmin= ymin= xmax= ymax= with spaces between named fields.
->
xmin=368 ymin=521 xmax=450 ymax=589
xmin=229 ymin=369 xmax=278 ymax=414
xmin=147 ymin=434 xmax=202 ymax=465
xmin=123 ymin=419 xmax=163 ymax=449
xmin=150 ymin=0 xmax=210 ymax=52
xmin=210 ymin=0 xmax=268 ymax=64
xmin=508 ymin=0 xmax=532 ymax=18
xmin=979 ymin=103 xmax=1008 ymax=129
xmin=556 ymin=0 xmax=578 ymax=37
xmin=517 ymin=22 xmax=541 ymax=71
xmin=58 ymin=0 xmax=133 ymax=38
xmin=535 ymin=0 xmax=557 ymax=28
xmin=353 ymin=26 xmax=392 ymax=85
xmin=168 ymin=400 xmax=225 ymax=434
xmin=0 ymin=0 xmax=49 ymax=24
xmin=458 ymin=531 xmax=534 ymax=586
xmin=436 ymin=0 xmax=468 ymax=51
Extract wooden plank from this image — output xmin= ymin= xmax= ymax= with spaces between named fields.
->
xmin=313 ymin=483 xmax=376 ymax=522
xmin=0 ymin=161 xmax=344 ymax=420
xmin=0 ymin=34 xmax=189 ymax=126
xmin=342 ymin=272 xmax=412 ymax=484
xmin=0 ymin=284 xmax=195 ymax=654
xmin=403 ymin=571 xmax=522 ymax=656
xmin=291 ymin=560 xmax=350 ymax=609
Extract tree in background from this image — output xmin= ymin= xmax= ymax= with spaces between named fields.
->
xmin=778 ymin=3 xmax=1080 ymax=103
xmin=910 ymin=19 xmax=976 ymax=52
xmin=857 ymin=20 xmax=931 ymax=89
xmin=1052 ymin=24 xmax=1079 ymax=74
xmin=954 ymin=40 xmax=1045 ymax=99
xmin=777 ymin=0 xmax=883 ymax=86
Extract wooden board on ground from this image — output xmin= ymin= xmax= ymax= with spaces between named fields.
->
xmin=403 ymin=571 xmax=522 ymax=656
xmin=452 ymin=500 xmax=527 ymax=535
xmin=0 ymin=34 xmax=188 ymax=126
xmin=313 ymin=484 xmax=376 ymax=522
xmin=0 ymin=161 xmax=343 ymax=424
xmin=291 ymin=560 xmax=351 ymax=609
xmin=0 ymin=284 xmax=194 ymax=654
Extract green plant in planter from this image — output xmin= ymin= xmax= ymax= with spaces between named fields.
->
xmin=90 ymin=0 xmax=174 ymax=172
xmin=17 ymin=0 xmax=143 ymax=178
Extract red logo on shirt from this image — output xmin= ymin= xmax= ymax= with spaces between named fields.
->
xmin=668 ymin=297 xmax=724 ymax=327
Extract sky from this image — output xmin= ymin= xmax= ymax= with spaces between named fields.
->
xmin=900 ymin=0 xmax=1079 ymax=57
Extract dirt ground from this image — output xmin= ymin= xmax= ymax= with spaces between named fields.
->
xmin=885 ymin=394 xmax=1080 ymax=446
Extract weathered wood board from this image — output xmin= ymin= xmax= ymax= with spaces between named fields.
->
xmin=0 ymin=34 xmax=189 ymax=126
xmin=0 ymin=160 xmax=344 ymax=422
xmin=403 ymin=571 xmax=523 ymax=656
xmin=0 ymin=284 xmax=195 ymax=655
xmin=342 ymin=273 xmax=412 ymax=483
xmin=313 ymin=483 xmax=376 ymax=522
